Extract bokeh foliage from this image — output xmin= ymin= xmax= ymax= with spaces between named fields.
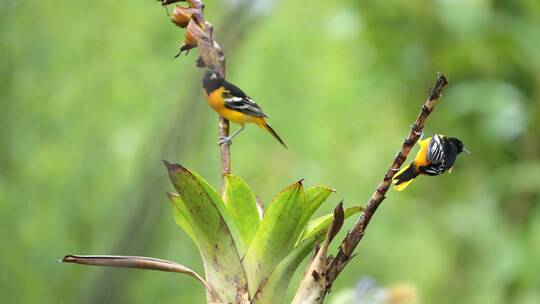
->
xmin=1 ymin=0 xmax=539 ymax=303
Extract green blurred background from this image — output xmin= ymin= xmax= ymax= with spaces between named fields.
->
xmin=1 ymin=0 xmax=539 ymax=303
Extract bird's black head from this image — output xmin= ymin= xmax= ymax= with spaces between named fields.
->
xmin=202 ymin=70 xmax=223 ymax=93
xmin=449 ymin=137 xmax=468 ymax=154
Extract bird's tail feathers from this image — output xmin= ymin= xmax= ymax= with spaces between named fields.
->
xmin=393 ymin=163 xmax=419 ymax=191
xmin=259 ymin=121 xmax=287 ymax=149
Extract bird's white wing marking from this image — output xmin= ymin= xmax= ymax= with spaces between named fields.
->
xmin=426 ymin=134 xmax=446 ymax=163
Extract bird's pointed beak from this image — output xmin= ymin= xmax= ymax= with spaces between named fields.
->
xmin=462 ymin=147 xmax=470 ymax=154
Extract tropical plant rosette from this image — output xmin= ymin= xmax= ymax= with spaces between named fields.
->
xmin=164 ymin=161 xmax=361 ymax=303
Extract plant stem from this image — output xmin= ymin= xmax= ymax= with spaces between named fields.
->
xmin=219 ymin=116 xmax=231 ymax=185
xmin=177 ymin=0 xmax=231 ymax=191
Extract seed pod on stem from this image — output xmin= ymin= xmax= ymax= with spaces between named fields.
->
xmin=171 ymin=6 xmax=198 ymax=28
xmin=175 ymin=17 xmax=206 ymax=57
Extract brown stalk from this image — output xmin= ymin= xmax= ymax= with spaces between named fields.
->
xmin=323 ymin=73 xmax=449 ymax=291
xmin=165 ymin=0 xmax=230 ymax=189
xmin=292 ymin=202 xmax=345 ymax=303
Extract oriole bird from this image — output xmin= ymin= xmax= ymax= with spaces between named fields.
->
xmin=202 ymin=70 xmax=287 ymax=148
xmin=392 ymin=134 xmax=468 ymax=191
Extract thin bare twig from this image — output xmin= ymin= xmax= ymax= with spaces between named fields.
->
xmin=324 ymin=73 xmax=449 ymax=290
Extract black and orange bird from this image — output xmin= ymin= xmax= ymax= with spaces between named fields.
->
xmin=202 ymin=70 xmax=287 ymax=148
xmin=393 ymin=134 xmax=468 ymax=191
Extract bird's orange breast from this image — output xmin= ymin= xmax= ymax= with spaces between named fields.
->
xmin=205 ymin=88 xmax=259 ymax=125
xmin=206 ymin=87 xmax=225 ymax=110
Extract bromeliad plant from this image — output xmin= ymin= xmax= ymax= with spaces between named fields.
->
xmin=62 ymin=1 xmax=450 ymax=303
xmin=64 ymin=161 xmax=361 ymax=303
xmin=163 ymin=162 xmax=361 ymax=303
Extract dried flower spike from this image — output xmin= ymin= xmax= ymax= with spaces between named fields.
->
xmin=171 ymin=6 xmax=198 ymax=28
xmin=174 ymin=18 xmax=205 ymax=57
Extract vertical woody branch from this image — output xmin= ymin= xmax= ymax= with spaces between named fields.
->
xmin=166 ymin=0 xmax=230 ymax=188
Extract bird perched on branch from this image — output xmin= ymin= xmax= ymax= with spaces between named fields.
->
xmin=202 ymin=70 xmax=287 ymax=148
xmin=393 ymin=134 xmax=468 ymax=191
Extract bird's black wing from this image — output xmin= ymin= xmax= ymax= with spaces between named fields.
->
xmin=222 ymin=81 xmax=268 ymax=118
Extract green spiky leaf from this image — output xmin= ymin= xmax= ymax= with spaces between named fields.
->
xmin=165 ymin=161 xmax=247 ymax=303
xmin=168 ymin=192 xmax=196 ymax=243
xmin=223 ymin=174 xmax=260 ymax=249
xmin=189 ymin=169 xmax=247 ymax=254
xmin=294 ymin=186 xmax=334 ymax=240
xmin=243 ymin=180 xmax=305 ymax=295
xmin=253 ymin=236 xmax=318 ymax=304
